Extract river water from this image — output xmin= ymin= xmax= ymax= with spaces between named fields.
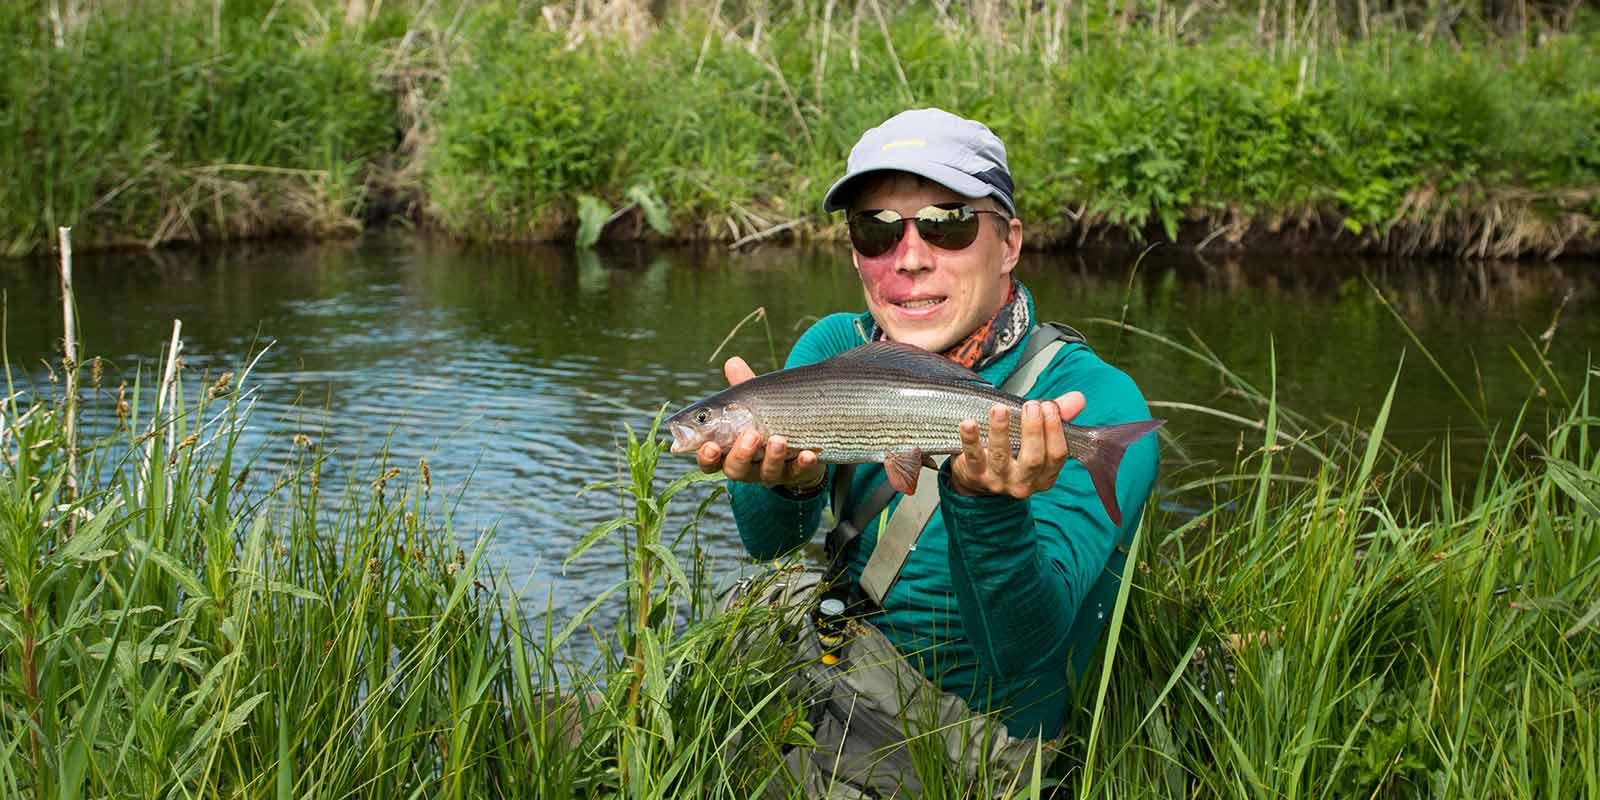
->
xmin=3 ymin=236 xmax=1596 ymax=628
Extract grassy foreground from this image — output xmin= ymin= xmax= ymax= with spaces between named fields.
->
xmin=3 ymin=325 xmax=1598 ymax=797
xmin=4 ymin=0 xmax=1598 ymax=258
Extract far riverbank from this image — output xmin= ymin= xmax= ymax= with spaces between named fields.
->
xmin=4 ymin=1 xmax=1598 ymax=260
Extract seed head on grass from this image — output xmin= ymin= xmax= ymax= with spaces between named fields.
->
xmin=167 ymin=432 xmax=198 ymax=464
xmin=371 ymin=466 xmax=402 ymax=493
xmin=207 ymin=371 xmax=234 ymax=398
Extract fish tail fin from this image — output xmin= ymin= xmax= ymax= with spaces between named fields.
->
xmin=1070 ymin=419 xmax=1165 ymax=527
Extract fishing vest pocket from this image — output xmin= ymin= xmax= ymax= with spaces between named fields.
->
xmin=719 ymin=567 xmax=1057 ymax=796
xmin=788 ymin=582 xmax=1055 ymax=796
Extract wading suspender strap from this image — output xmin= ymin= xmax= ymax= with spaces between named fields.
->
xmin=821 ymin=465 xmax=900 ymax=593
xmin=854 ymin=322 xmax=1086 ymax=606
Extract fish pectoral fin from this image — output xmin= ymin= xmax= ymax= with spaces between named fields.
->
xmin=884 ymin=449 xmax=925 ymax=495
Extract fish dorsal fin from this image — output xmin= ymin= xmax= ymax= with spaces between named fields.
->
xmin=832 ymin=341 xmax=992 ymax=387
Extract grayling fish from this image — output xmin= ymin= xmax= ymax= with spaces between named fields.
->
xmin=666 ymin=341 xmax=1163 ymax=526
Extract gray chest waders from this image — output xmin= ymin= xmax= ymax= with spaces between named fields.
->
xmin=791 ymin=322 xmax=1085 ymax=798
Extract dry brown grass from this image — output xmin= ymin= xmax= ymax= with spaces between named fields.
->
xmin=1385 ymin=184 xmax=1600 ymax=260
xmin=1028 ymin=190 xmax=1599 ymax=260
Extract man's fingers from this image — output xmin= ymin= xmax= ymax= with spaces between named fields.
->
xmin=696 ymin=442 xmax=724 ymax=474
xmin=785 ymin=450 xmax=826 ymax=491
xmin=1054 ymin=390 xmax=1086 ymax=422
xmin=955 ymin=418 xmax=985 ymax=477
xmin=986 ymin=405 xmax=1011 ymax=466
xmin=723 ymin=430 xmax=762 ymax=479
xmin=724 ymin=356 xmax=757 ymax=387
xmin=759 ymin=436 xmax=790 ymax=483
xmin=1042 ymin=400 xmax=1068 ymax=467
xmin=1016 ymin=401 xmax=1045 ymax=471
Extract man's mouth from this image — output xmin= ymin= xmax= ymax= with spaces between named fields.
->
xmin=892 ymin=296 xmax=946 ymax=310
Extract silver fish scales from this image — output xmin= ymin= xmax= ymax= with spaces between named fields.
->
xmin=667 ymin=341 xmax=1162 ymax=525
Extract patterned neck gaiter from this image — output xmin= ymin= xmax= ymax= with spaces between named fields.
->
xmin=860 ymin=279 xmax=1032 ymax=371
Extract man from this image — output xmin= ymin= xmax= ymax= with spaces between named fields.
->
xmin=695 ymin=108 xmax=1159 ymax=796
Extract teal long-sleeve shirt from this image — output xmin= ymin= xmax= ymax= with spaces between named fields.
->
xmin=728 ymin=303 xmax=1160 ymax=738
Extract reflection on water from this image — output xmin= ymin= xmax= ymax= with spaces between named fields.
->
xmin=2 ymin=236 xmax=1595 ymax=630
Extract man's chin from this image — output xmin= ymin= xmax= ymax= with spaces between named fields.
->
xmin=871 ymin=305 xmax=964 ymax=351
xmin=881 ymin=327 xmax=959 ymax=353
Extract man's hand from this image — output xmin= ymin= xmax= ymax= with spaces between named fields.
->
xmin=950 ymin=393 xmax=1086 ymax=499
xmin=695 ymin=356 xmax=827 ymax=492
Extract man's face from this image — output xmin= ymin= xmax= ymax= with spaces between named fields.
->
xmin=850 ymin=174 xmax=1022 ymax=353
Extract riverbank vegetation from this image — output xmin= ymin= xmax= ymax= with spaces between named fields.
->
xmin=4 ymin=304 xmax=1597 ymax=795
xmin=3 ymin=0 xmax=1597 ymax=259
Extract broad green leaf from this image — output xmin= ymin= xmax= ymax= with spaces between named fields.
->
xmin=243 ymin=508 xmax=270 ymax=572
xmin=565 ymin=518 xmax=628 ymax=571
xmin=625 ymin=183 xmax=672 ymax=235
xmin=640 ymin=627 xmax=672 ymax=749
xmin=262 ymin=580 xmax=324 ymax=603
xmin=129 ymin=536 xmax=210 ymax=601
xmin=1545 ymin=457 xmax=1600 ymax=519
xmin=219 ymin=691 xmax=271 ymax=738
xmin=179 ymin=651 xmax=244 ymax=729
xmin=56 ymin=499 xmax=123 ymax=563
xmin=551 ymin=582 xmax=625 ymax=652
xmin=575 ymin=194 xmax=611 ymax=248
xmin=643 ymin=542 xmax=688 ymax=592
xmin=577 ymin=479 xmax=627 ymax=496
xmin=1564 ymin=598 xmax=1600 ymax=641
xmin=659 ymin=469 xmax=724 ymax=506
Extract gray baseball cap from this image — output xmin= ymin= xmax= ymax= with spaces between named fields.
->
xmin=822 ymin=108 xmax=1016 ymax=217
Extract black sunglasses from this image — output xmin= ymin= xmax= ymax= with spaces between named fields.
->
xmin=847 ymin=202 xmax=1008 ymax=258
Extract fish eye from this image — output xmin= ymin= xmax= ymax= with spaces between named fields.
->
xmin=694 ymin=409 xmax=710 ymax=424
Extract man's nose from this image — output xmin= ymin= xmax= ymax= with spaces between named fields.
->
xmin=896 ymin=221 xmax=934 ymax=272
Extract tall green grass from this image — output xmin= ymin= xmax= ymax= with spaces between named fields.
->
xmin=0 ymin=0 xmax=395 ymax=256
xmin=4 ymin=299 xmax=1597 ymax=796
xmin=1065 ymin=322 xmax=1600 ymax=797
xmin=0 ymin=336 xmax=822 ymax=797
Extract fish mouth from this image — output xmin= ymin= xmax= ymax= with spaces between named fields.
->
xmin=667 ymin=422 xmax=698 ymax=454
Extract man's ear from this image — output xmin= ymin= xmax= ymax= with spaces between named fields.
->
xmin=1001 ymin=217 xmax=1023 ymax=274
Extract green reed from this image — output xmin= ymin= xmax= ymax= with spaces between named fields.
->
xmin=1062 ymin=316 xmax=1599 ymax=797
xmin=2 ymin=301 xmax=1597 ymax=795
xmin=0 ymin=326 xmax=823 ymax=797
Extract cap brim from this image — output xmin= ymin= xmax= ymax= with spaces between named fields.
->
xmin=822 ymin=158 xmax=1009 ymax=215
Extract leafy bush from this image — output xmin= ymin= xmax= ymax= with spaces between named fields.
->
xmin=0 ymin=3 xmax=393 ymax=255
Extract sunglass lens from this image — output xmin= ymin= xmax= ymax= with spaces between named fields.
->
xmin=916 ymin=216 xmax=979 ymax=250
xmin=849 ymin=214 xmax=903 ymax=257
